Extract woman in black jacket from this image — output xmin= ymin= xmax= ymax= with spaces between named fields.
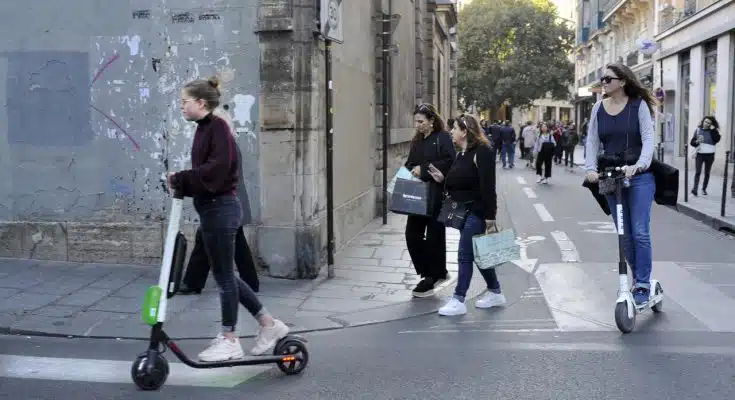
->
xmin=404 ymin=103 xmax=456 ymax=297
xmin=690 ymin=115 xmax=721 ymax=196
xmin=427 ymin=114 xmax=506 ymax=316
xmin=168 ymin=76 xmax=287 ymax=362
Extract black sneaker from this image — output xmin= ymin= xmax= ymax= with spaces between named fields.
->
xmin=433 ymin=272 xmax=450 ymax=287
xmin=412 ymin=278 xmax=435 ymax=298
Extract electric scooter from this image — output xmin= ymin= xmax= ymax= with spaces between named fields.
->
xmin=599 ymin=166 xmax=664 ymax=334
xmin=131 ymin=190 xmax=309 ymax=391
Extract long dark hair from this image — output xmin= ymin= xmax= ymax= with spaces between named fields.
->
xmin=412 ymin=103 xmax=445 ymax=144
xmin=455 ymin=114 xmax=489 ymax=150
xmin=698 ymin=115 xmax=720 ymax=130
xmin=604 ymin=63 xmax=657 ymax=115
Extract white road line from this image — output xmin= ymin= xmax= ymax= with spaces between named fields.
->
xmin=534 ymin=263 xmax=616 ymax=331
xmin=516 ymin=176 xmax=527 ymax=185
xmin=399 ymin=328 xmax=561 ymax=334
xmin=522 ymin=187 xmax=537 ymax=199
xmin=550 ymin=230 xmax=580 ymax=263
xmin=0 ymin=354 xmax=270 ymax=387
xmin=533 ymin=203 xmax=554 ymax=222
xmin=657 ymin=261 xmax=735 ymax=332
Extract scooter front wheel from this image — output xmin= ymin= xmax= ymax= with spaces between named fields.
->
xmin=131 ymin=353 xmax=169 ymax=391
xmin=614 ymin=302 xmax=635 ymax=333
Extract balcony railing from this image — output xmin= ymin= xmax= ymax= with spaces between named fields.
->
xmin=658 ymin=0 xmax=723 ymax=34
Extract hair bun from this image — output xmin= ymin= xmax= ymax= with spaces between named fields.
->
xmin=207 ymin=76 xmax=220 ymax=89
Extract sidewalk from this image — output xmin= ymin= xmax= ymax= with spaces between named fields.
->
xmin=676 ymin=168 xmax=735 ymax=232
xmin=0 ymin=215 xmax=495 ymax=340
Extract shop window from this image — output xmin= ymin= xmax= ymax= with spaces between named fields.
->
xmin=703 ymin=41 xmax=717 ymax=117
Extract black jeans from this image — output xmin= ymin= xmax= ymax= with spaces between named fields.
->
xmin=693 ymin=153 xmax=715 ymax=191
xmin=194 ymin=195 xmax=263 ymax=332
xmin=405 ymin=215 xmax=447 ymax=280
xmin=536 ymin=144 xmax=554 ymax=178
xmin=183 ymin=226 xmax=260 ymax=292
xmin=563 ymin=145 xmax=575 ymax=166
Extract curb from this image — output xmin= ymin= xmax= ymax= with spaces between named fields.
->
xmin=677 ymin=202 xmax=735 ymax=234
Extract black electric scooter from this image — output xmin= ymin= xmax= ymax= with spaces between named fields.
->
xmin=131 ymin=190 xmax=309 ymax=391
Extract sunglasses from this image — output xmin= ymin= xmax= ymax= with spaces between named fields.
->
xmin=600 ymin=76 xmax=621 ymax=84
xmin=456 ymin=115 xmax=468 ymax=131
xmin=415 ymin=103 xmax=436 ymax=116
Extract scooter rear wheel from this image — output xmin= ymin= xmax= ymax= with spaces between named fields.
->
xmin=615 ymin=302 xmax=635 ymax=333
xmin=274 ymin=338 xmax=309 ymax=375
xmin=651 ymin=282 xmax=663 ymax=313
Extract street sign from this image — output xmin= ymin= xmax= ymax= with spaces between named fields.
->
xmin=321 ymin=0 xmax=343 ymax=43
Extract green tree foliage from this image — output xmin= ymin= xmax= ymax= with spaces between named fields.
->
xmin=457 ymin=0 xmax=575 ymax=111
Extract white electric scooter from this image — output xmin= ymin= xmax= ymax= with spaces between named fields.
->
xmin=599 ymin=166 xmax=664 ymax=333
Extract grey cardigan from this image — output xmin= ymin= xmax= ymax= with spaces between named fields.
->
xmin=584 ymin=99 xmax=655 ymax=173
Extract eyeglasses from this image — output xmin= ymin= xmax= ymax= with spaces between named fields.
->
xmin=600 ymin=76 xmax=621 ymax=84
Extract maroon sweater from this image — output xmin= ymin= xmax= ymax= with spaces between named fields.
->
xmin=170 ymin=113 xmax=238 ymax=199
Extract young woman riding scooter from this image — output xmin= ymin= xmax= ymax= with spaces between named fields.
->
xmin=583 ymin=63 xmax=657 ymax=306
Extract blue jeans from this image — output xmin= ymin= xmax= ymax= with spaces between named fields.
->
xmin=501 ymin=143 xmax=515 ymax=167
xmin=194 ymin=195 xmax=264 ymax=332
xmin=605 ymin=172 xmax=656 ymax=289
xmin=454 ymin=213 xmax=501 ymax=301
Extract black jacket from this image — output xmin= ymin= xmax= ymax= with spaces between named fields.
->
xmin=405 ymin=130 xmax=456 ymax=216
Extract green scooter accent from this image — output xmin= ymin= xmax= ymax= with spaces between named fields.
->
xmin=141 ymin=285 xmax=163 ymax=326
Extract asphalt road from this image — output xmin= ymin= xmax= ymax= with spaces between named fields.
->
xmin=2 ymin=318 xmax=735 ymax=399
xmin=2 ymin=156 xmax=735 ymax=399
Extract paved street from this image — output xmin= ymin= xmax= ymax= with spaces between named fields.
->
xmin=2 ymin=148 xmax=735 ymax=398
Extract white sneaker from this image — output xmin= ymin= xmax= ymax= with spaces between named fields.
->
xmin=536 ymin=177 xmax=544 ymax=183
xmin=250 ymin=319 xmax=289 ymax=355
xmin=438 ymin=297 xmax=467 ymax=316
xmin=475 ymin=292 xmax=507 ymax=309
xmin=198 ymin=333 xmax=245 ymax=362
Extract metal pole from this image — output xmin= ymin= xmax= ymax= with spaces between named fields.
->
xmin=325 ymin=39 xmax=335 ymax=278
xmin=684 ymin=144 xmax=689 ymax=203
xmin=722 ymin=150 xmax=730 ymax=218
xmin=381 ymin=11 xmax=390 ymax=225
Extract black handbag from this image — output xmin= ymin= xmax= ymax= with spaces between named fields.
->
xmin=437 ymin=194 xmax=472 ymax=230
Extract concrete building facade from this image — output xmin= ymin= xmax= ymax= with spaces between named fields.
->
xmin=0 ymin=0 xmax=457 ymax=279
xmin=574 ymin=0 xmax=734 ymax=178
xmin=653 ymin=0 xmax=734 ymax=176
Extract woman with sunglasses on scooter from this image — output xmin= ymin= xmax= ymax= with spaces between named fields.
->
xmin=168 ymin=76 xmax=288 ymax=362
xmin=584 ymin=63 xmax=657 ymax=306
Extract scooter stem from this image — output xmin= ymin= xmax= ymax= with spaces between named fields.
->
xmin=156 ymin=190 xmax=184 ymax=323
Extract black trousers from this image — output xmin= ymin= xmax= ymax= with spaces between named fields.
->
xmin=183 ymin=225 xmax=260 ymax=292
xmin=536 ymin=145 xmax=554 ymax=178
xmin=693 ymin=153 xmax=715 ymax=191
xmin=405 ymin=215 xmax=447 ymax=280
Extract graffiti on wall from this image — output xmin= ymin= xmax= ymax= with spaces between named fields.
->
xmin=0 ymin=4 xmax=261 ymax=223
